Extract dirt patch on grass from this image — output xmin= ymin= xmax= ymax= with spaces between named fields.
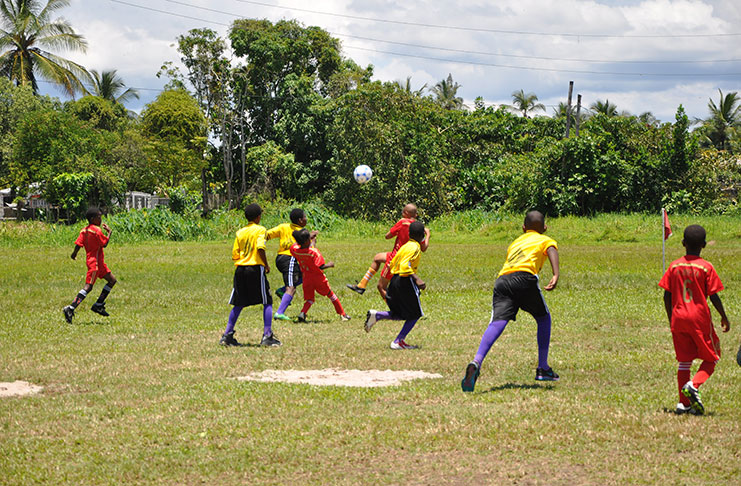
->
xmin=0 ymin=381 xmax=43 ymax=397
xmin=236 ymin=368 xmax=443 ymax=387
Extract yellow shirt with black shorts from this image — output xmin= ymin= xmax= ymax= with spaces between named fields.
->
xmin=267 ymin=222 xmax=304 ymax=287
xmin=386 ymin=240 xmax=423 ymax=320
xmin=492 ymin=231 xmax=558 ymax=322
xmin=230 ymin=222 xmax=272 ymax=307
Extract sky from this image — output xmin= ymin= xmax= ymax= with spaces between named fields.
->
xmin=40 ymin=0 xmax=741 ymax=122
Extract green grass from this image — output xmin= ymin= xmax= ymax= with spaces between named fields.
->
xmin=1 ymin=219 xmax=740 ymax=485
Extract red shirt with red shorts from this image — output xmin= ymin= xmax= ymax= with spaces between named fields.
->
xmin=380 ymin=218 xmax=414 ymax=280
xmin=659 ymin=255 xmax=724 ymax=363
xmin=290 ymin=244 xmax=332 ymax=302
xmin=75 ymin=224 xmax=110 ymax=284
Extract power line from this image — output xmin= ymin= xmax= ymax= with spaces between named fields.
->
xmin=231 ymin=0 xmax=741 ymax=38
xmin=163 ymin=0 xmax=741 ymax=64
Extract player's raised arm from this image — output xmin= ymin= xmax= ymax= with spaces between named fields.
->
xmin=543 ymin=246 xmax=559 ymax=291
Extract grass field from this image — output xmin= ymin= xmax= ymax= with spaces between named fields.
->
xmin=1 ymin=217 xmax=740 ymax=485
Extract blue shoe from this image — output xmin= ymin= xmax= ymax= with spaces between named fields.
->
xmin=274 ymin=313 xmax=291 ymax=321
xmin=535 ymin=367 xmax=559 ymax=381
xmin=461 ymin=362 xmax=480 ymax=392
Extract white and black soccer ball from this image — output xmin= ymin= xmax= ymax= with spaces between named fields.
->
xmin=353 ymin=165 xmax=373 ymax=184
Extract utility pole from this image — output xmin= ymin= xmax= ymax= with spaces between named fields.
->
xmin=575 ymin=94 xmax=582 ymax=137
xmin=564 ymin=81 xmax=574 ymax=138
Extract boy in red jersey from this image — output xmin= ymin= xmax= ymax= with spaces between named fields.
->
xmin=63 ymin=207 xmax=117 ymax=323
xmin=347 ymin=203 xmax=430 ymax=299
xmin=290 ymin=229 xmax=350 ymax=322
xmin=363 ymin=221 xmax=427 ymax=349
xmin=461 ymin=211 xmax=560 ymax=392
xmin=659 ymin=224 xmax=730 ymax=415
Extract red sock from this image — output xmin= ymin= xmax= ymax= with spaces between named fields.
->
xmin=693 ymin=361 xmax=715 ymax=388
xmin=301 ymin=300 xmax=313 ymax=314
xmin=329 ymin=293 xmax=345 ymax=315
xmin=677 ymin=362 xmax=691 ymax=406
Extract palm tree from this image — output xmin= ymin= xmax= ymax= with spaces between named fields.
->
xmin=590 ymin=99 xmax=618 ymax=117
xmin=90 ymin=69 xmax=139 ymax=105
xmin=395 ymin=76 xmax=426 ymax=97
xmin=431 ymin=73 xmax=464 ymax=110
xmin=638 ymin=111 xmax=659 ymax=127
xmin=553 ymin=101 xmax=588 ymax=125
xmin=0 ymin=0 xmax=90 ymax=96
xmin=509 ymin=89 xmax=545 ymax=118
xmin=703 ymin=89 xmax=741 ymax=151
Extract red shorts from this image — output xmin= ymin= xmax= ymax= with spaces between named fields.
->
xmin=303 ymin=277 xmax=332 ymax=302
xmin=672 ymin=324 xmax=720 ymax=363
xmin=380 ymin=251 xmax=396 ymax=280
xmin=86 ymin=259 xmax=111 ymax=285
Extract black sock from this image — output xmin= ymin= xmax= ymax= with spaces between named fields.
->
xmin=71 ymin=289 xmax=88 ymax=308
xmin=96 ymin=285 xmax=113 ymax=304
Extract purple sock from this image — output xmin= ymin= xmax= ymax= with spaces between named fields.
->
xmin=473 ymin=320 xmax=508 ymax=366
xmin=535 ymin=314 xmax=551 ymax=369
xmin=225 ymin=306 xmax=243 ymax=335
xmin=277 ymin=293 xmax=293 ymax=314
xmin=394 ymin=318 xmax=419 ymax=342
xmin=375 ymin=310 xmax=392 ymax=320
xmin=263 ymin=304 xmax=273 ymax=336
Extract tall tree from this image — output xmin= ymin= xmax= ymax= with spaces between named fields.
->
xmin=0 ymin=0 xmax=90 ymax=96
xmin=702 ymin=89 xmax=740 ymax=151
xmin=590 ymin=99 xmax=618 ymax=117
xmin=431 ymin=73 xmax=464 ymax=110
xmin=89 ymin=69 xmax=139 ymax=105
xmin=509 ymin=89 xmax=544 ymax=118
xmin=396 ymin=76 xmax=426 ymax=96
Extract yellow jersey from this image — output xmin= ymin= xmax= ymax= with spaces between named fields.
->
xmin=389 ymin=240 xmax=422 ymax=276
xmin=498 ymin=230 xmax=557 ymax=277
xmin=232 ymin=222 xmax=268 ymax=266
xmin=266 ymin=222 xmax=304 ymax=256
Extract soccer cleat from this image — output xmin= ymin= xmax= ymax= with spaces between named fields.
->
xmin=346 ymin=283 xmax=366 ymax=295
xmin=219 ymin=331 xmax=241 ymax=347
xmin=276 ymin=287 xmax=286 ymax=299
xmin=682 ymin=381 xmax=704 ymax=415
xmin=364 ymin=310 xmax=378 ymax=333
xmin=297 ymin=312 xmax=307 ymax=323
xmin=274 ymin=313 xmax=291 ymax=321
xmin=674 ymin=403 xmax=698 ymax=415
xmin=90 ymin=302 xmax=110 ymax=317
xmin=390 ymin=339 xmax=418 ymax=350
xmin=63 ymin=305 xmax=75 ymax=323
xmin=461 ymin=362 xmax=480 ymax=392
xmin=341 ymin=314 xmax=351 ymax=321
xmin=535 ymin=367 xmax=560 ymax=381
xmin=736 ymin=343 xmax=741 ymax=367
xmin=260 ymin=333 xmax=282 ymax=347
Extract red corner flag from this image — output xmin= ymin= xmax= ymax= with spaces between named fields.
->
xmin=663 ymin=209 xmax=672 ymax=240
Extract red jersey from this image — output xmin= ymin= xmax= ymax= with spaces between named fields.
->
xmin=290 ymin=244 xmax=327 ymax=282
xmin=389 ymin=218 xmax=414 ymax=254
xmin=659 ymin=255 xmax=724 ymax=333
xmin=75 ymin=224 xmax=109 ymax=267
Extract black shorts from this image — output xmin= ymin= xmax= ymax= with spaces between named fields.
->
xmin=490 ymin=271 xmax=548 ymax=322
xmin=229 ymin=265 xmax=272 ymax=307
xmin=275 ymin=254 xmax=302 ymax=287
xmin=386 ymin=274 xmax=423 ymax=320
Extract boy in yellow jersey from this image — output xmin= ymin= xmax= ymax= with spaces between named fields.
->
xmin=462 ymin=210 xmax=560 ymax=392
xmin=363 ymin=221 xmax=427 ymax=349
xmin=220 ymin=203 xmax=280 ymax=347
xmin=267 ymin=208 xmax=316 ymax=321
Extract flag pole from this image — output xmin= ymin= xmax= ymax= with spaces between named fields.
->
xmin=661 ymin=208 xmax=666 ymax=273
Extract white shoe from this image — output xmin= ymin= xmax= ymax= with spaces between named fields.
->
xmin=364 ymin=310 xmax=378 ymax=333
xmin=390 ymin=339 xmax=418 ymax=350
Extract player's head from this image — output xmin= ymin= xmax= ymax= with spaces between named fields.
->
xmin=409 ymin=221 xmax=425 ymax=243
xmin=523 ymin=210 xmax=546 ymax=233
xmin=290 ymin=208 xmax=307 ymax=226
xmin=402 ymin=203 xmax=418 ymax=219
xmin=244 ymin=203 xmax=262 ymax=223
xmin=293 ymin=228 xmax=311 ymax=248
xmin=683 ymin=224 xmax=706 ymax=253
xmin=85 ymin=207 xmax=102 ymax=224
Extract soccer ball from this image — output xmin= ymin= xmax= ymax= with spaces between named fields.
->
xmin=353 ymin=165 xmax=373 ymax=184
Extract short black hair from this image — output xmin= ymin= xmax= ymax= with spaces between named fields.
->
xmin=409 ymin=221 xmax=425 ymax=242
xmin=85 ymin=207 xmax=101 ymax=222
xmin=524 ymin=210 xmax=545 ymax=231
xmin=293 ymin=228 xmax=311 ymax=246
xmin=290 ymin=208 xmax=305 ymax=224
xmin=684 ymin=224 xmax=706 ymax=249
xmin=244 ymin=203 xmax=262 ymax=222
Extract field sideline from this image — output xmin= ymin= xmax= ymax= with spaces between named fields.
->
xmin=1 ymin=224 xmax=740 ymax=484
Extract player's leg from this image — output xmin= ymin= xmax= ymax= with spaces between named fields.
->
xmin=275 ymin=257 xmax=298 ymax=320
xmin=318 ymin=282 xmax=349 ymax=320
xmin=220 ymin=305 xmax=244 ymax=346
xmin=519 ymin=275 xmax=559 ymax=381
xmin=298 ymin=282 xmax=315 ymax=322
xmin=348 ymin=252 xmax=387 ymax=294
xmin=64 ymin=269 xmax=96 ymax=323
xmin=259 ymin=267 xmax=280 ymax=347
xmin=388 ymin=276 xmax=423 ymax=349
xmin=91 ymin=271 xmax=116 ymax=316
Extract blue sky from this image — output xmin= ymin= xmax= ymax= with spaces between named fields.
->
xmin=43 ymin=0 xmax=741 ymax=122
